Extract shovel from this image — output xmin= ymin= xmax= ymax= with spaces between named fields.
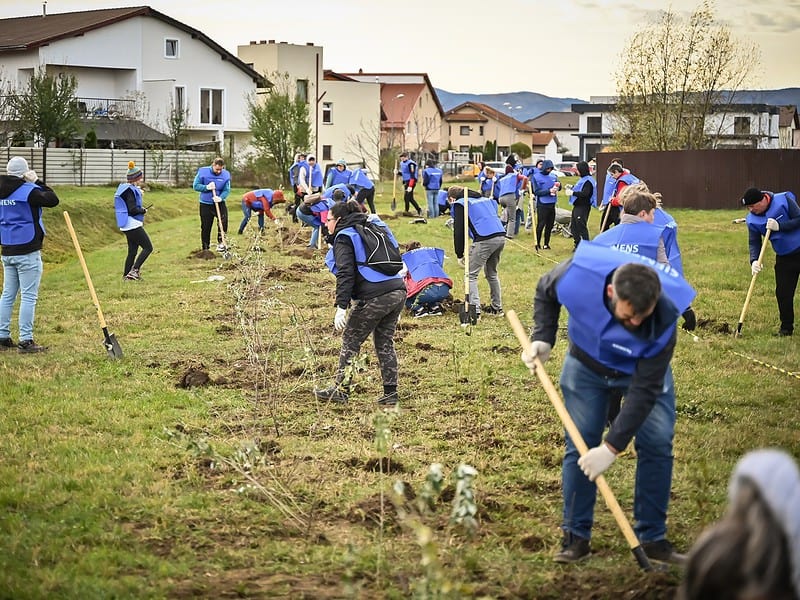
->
xmin=390 ymin=160 xmax=398 ymax=212
xmin=458 ymin=188 xmax=477 ymax=332
xmin=735 ymin=228 xmax=772 ymax=337
xmin=213 ymin=197 xmax=232 ymax=259
xmin=63 ymin=211 xmax=123 ymax=359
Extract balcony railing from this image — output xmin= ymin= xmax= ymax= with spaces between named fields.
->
xmin=74 ymin=97 xmax=137 ymax=120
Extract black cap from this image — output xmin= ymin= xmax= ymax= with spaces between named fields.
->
xmin=741 ymin=187 xmax=764 ymax=206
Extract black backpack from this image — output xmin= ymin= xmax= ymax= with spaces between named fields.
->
xmin=353 ymin=221 xmax=403 ymax=276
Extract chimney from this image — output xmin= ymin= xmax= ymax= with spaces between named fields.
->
xmin=42 ymin=1 xmax=47 ymax=16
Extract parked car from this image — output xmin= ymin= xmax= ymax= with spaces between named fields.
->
xmin=483 ymin=161 xmax=508 ymax=173
xmin=460 ymin=163 xmax=481 ymax=178
xmin=557 ymin=162 xmax=580 ymax=177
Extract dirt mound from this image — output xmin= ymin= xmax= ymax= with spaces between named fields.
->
xmin=697 ymin=317 xmax=731 ymax=334
xmin=177 ymin=363 xmax=212 ymax=388
xmin=190 ymin=249 xmax=217 ymax=260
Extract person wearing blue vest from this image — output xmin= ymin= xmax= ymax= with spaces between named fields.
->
xmin=422 ymin=159 xmax=444 ymax=218
xmin=652 ymin=197 xmax=683 ymax=277
xmin=601 ymin=161 xmax=641 ymax=232
xmin=447 ymin=186 xmax=506 ymax=317
xmin=436 ymin=189 xmax=450 ymax=217
xmin=522 ymin=242 xmax=696 ymax=565
xmin=288 ymin=152 xmax=307 ymax=223
xmin=314 ymin=200 xmax=406 ymax=406
xmin=114 ymin=161 xmax=152 ymax=281
xmin=478 ymin=166 xmax=499 ymax=200
xmin=401 ymin=242 xmax=453 ymax=318
xmin=238 ymin=189 xmax=285 ymax=234
xmin=567 ymin=161 xmax=596 ymax=249
xmin=742 ymin=187 xmax=800 ymax=336
xmin=533 ymin=160 xmax=562 ymax=250
xmin=0 ymin=157 xmax=60 ymax=353
xmin=348 ymin=167 xmax=376 ymax=213
xmin=297 ymin=191 xmax=337 ymax=248
xmin=192 ymin=157 xmax=231 ymax=253
xmin=497 ymin=166 xmax=529 ymax=239
xmin=326 ymin=159 xmax=352 ymax=189
xmin=298 ymin=155 xmax=323 ymax=196
xmin=398 ymin=152 xmax=422 ymax=216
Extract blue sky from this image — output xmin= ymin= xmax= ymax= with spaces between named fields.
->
xmin=6 ymin=0 xmax=799 ymax=99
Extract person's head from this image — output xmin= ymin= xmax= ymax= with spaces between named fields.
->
xmin=406 ymin=240 xmax=422 ymax=251
xmin=271 ymin=189 xmax=285 ymax=204
xmin=577 ymin=161 xmax=591 ymax=177
xmin=126 ymin=160 xmax=144 ymax=186
xmin=607 ymin=263 xmax=661 ymax=330
xmin=6 ymin=156 xmax=28 ymax=178
xmin=742 ymin=187 xmax=770 ymax=215
xmin=541 ymin=159 xmax=554 ymax=174
xmin=484 ymin=166 xmax=495 ymax=177
xmin=211 ymin=157 xmax=225 ymax=175
xmin=505 ymin=164 xmax=515 ymax=174
xmin=326 ymin=199 xmax=361 ymax=233
xmin=307 ymin=155 xmax=316 ymax=166
xmin=536 ymin=158 xmax=544 ymax=169
xmin=506 ymin=154 xmax=517 ymax=167
xmin=620 ymin=184 xmax=657 ymax=222
xmin=679 ymin=449 xmax=800 ymax=600
xmin=611 ymin=157 xmax=624 ymax=168
xmin=425 ymin=159 xmax=435 ymax=168
xmin=399 ymin=152 xmax=408 ymax=161
xmin=608 ymin=163 xmax=625 ymax=178
xmin=332 ymin=189 xmax=345 ymax=202
xmin=447 ymin=186 xmax=465 ymax=201
xmin=336 ymin=159 xmax=346 ymax=171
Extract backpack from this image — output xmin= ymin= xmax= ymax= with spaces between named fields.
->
xmin=354 ymin=221 xmax=403 ymax=276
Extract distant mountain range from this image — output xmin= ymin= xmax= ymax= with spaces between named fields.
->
xmin=435 ymin=88 xmax=800 ymax=122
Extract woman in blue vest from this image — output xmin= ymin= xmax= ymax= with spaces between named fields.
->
xmin=192 ymin=157 xmax=231 ymax=252
xmin=422 ymin=159 xmax=444 ymax=218
xmin=326 ymin=159 xmax=352 ymax=188
xmin=478 ymin=166 xmax=499 ymax=200
xmin=522 ymin=243 xmax=695 ymax=565
xmin=567 ymin=161 xmax=596 ymax=249
xmin=532 ymin=160 xmax=561 ymax=250
xmin=0 ymin=156 xmax=60 ymax=353
xmin=497 ymin=166 xmax=529 ymax=239
xmin=114 ymin=161 xmax=152 ymax=280
xmin=348 ymin=167 xmax=376 ymax=213
xmin=742 ymin=187 xmax=800 ymax=336
xmin=401 ymin=242 xmax=453 ymax=317
xmin=314 ymin=200 xmax=406 ymax=406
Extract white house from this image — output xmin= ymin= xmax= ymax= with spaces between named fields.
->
xmin=525 ymin=111 xmax=580 ymax=160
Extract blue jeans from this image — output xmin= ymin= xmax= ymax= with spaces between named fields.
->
xmin=296 ymin=210 xmax=321 ymax=247
xmin=425 ymin=190 xmax=440 ymax=218
xmin=0 ymin=251 xmax=43 ymax=342
xmin=405 ymin=282 xmax=451 ymax=308
xmin=558 ymin=353 xmax=676 ymax=543
xmin=239 ymin=201 xmax=265 ymax=233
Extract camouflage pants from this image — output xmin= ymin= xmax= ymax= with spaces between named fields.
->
xmin=336 ymin=288 xmax=406 ymax=388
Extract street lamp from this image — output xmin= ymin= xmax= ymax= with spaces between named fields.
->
xmin=503 ymin=102 xmax=522 ymax=161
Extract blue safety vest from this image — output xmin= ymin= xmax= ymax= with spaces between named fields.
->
xmin=309 ymin=163 xmax=324 ymax=188
xmin=402 ymin=247 xmax=449 ymax=282
xmin=328 ymin=167 xmax=352 ymax=187
xmin=0 ymin=182 xmax=41 ymax=245
xmin=197 ymin=166 xmax=231 ymax=205
xmin=746 ymin=192 xmax=800 ymax=256
xmin=348 ymin=168 xmax=374 ymax=190
xmin=453 ymin=197 xmax=504 ymax=238
xmin=399 ymin=159 xmax=417 ymax=182
xmin=322 ymin=183 xmax=351 ymax=201
xmin=325 ymin=217 xmax=402 ymax=283
xmin=479 ymin=175 xmax=497 ymax=198
xmin=601 ymin=175 xmax=617 ymax=206
xmin=570 ymin=175 xmax=597 ymax=207
xmin=556 ymin=242 xmax=696 ymax=374
xmin=653 ymin=208 xmax=683 ymax=275
xmin=422 ymin=167 xmax=443 ymax=190
xmin=497 ymin=172 xmax=522 ymax=198
xmin=114 ymin=182 xmax=144 ymax=228
xmin=533 ymin=170 xmax=559 ymax=205
xmin=593 ymin=220 xmax=665 ymax=261
xmin=253 ymin=189 xmax=276 ymax=207
xmin=437 ymin=190 xmax=449 ymax=208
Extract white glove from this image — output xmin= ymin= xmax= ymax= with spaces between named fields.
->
xmin=23 ymin=170 xmax=38 ymax=183
xmin=457 ymin=257 xmax=465 ymax=267
xmin=406 ymin=186 xmax=413 ymax=193
xmin=274 ymin=219 xmax=283 ymax=227
xmin=766 ymin=218 xmax=780 ymax=232
xmin=578 ymin=444 xmax=617 ymax=481
xmin=333 ymin=307 xmax=347 ymax=331
xmin=213 ymin=195 xmax=221 ymax=203
xmin=521 ymin=341 xmax=552 ymax=371
xmin=206 ymin=182 xmax=216 ymax=191
xmin=751 ymin=260 xmax=763 ymax=276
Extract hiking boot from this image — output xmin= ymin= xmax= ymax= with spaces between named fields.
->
xmin=377 ymin=392 xmax=398 ymax=406
xmin=313 ymin=386 xmax=349 ymax=404
xmin=124 ymin=268 xmax=140 ymax=281
xmin=483 ymin=306 xmax=505 ymax=317
xmin=18 ymin=339 xmax=47 ymax=353
xmin=641 ymin=539 xmax=686 ymax=565
xmin=554 ymin=534 xmax=591 ymax=564
xmin=411 ymin=305 xmax=431 ymax=318
xmin=0 ymin=337 xmax=15 ymax=350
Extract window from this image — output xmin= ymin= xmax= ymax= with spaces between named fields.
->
xmin=174 ymin=86 xmax=185 ymax=112
xmin=460 ymin=126 xmax=471 ymax=136
xmin=165 ymin=38 xmax=179 ymax=58
xmin=322 ymin=145 xmax=332 ymax=160
xmin=734 ymin=116 xmax=751 ymax=135
xmin=200 ymin=88 xmax=223 ymax=125
xmin=479 ymin=125 xmax=484 ymax=136
xmin=587 ymin=116 xmax=602 ymax=134
xmin=459 ymin=145 xmax=470 ymax=152
xmin=322 ymin=102 xmax=332 ymax=124
xmin=296 ymin=79 xmax=308 ymax=103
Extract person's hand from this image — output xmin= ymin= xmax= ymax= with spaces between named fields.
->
xmin=550 ymin=187 xmax=558 ymax=196
xmin=766 ymin=218 xmax=780 ymax=232
xmin=610 ymin=197 xmax=620 ymax=207
xmin=521 ymin=341 xmax=552 ymax=371
xmin=23 ymin=170 xmax=38 ymax=183
xmin=406 ymin=186 xmax=413 ymax=193
xmin=333 ymin=307 xmax=347 ymax=331
xmin=206 ymin=182 xmax=216 ymax=191
xmin=141 ymin=207 xmax=147 ymax=214
xmin=751 ymin=260 xmax=763 ymax=276
xmin=578 ymin=444 xmax=617 ymax=481
xmin=213 ymin=195 xmax=221 ymax=203
xmin=274 ymin=219 xmax=283 ymax=227
xmin=457 ymin=257 xmax=465 ymax=267
xmin=681 ymin=307 xmax=696 ymax=331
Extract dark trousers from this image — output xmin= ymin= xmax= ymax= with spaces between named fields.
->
xmin=536 ymin=203 xmax=556 ymax=247
xmin=601 ymin=205 xmax=620 ymax=231
xmin=356 ymin=187 xmax=376 ymax=213
xmin=199 ymin=202 xmax=227 ymax=250
xmin=123 ymin=227 xmax=153 ymax=275
xmin=775 ymin=249 xmax=800 ymax=332
xmin=403 ymin=182 xmax=421 ymax=213
xmin=571 ymin=203 xmax=591 ymax=248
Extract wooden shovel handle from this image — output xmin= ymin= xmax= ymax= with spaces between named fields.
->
xmin=735 ymin=229 xmax=772 ymax=337
xmin=63 ymin=211 xmax=108 ymax=328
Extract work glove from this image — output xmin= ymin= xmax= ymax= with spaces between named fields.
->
xmin=206 ymin=182 xmax=216 ymax=191
xmin=578 ymin=444 xmax=617 ymax=481
xmin=274 ymin=219 xmax=283 ymax=227
xmin=457 ymin=257 xmax=465 ymax=267
xmin=23 ymin=170 xmax=38 ymax=183
xmin=521 ymin=341 xmax=552 ymax=372
xmin=751 ymin=260 xmax=763 ymax=276
xmin=610 ymin=197 xmax=620 ymax=207
xmin=406 ymin=186 xmax=413 ymax=193
xmin=213 ymin=195 xmax=221 ymax=203
xmin=766 ymin=218 xmax=780 ymax=232
xmin=333 ymin=307 xmax=347 ymax=332
xmin=681 ymin=307 xmax=696 ymax=331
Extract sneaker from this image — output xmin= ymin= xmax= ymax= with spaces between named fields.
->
xmin=483 ymin=306 xmax=505 ymax=317
xmin=18 ymin=339 xmax=47 ymax=353
xmin=124 ymin=268 xmax=140 ymax=281
xmin=0 ymin=337 xmax=15 ymax=350
xmin=313 ymin=386 xmax=349 ymax=404
xmin=554 ymin=533 xmax=591 ymax=564
xmin=641 ymin=539 xmax=686 ymax=565
xmin=429 ymin=304 xmax=444 ymax=316
xmin=216 ymin=243 xmax=228 ymax=252
xmin=543 ymin=245 xmax=551 ymax=250
xmin=411 ymin=305 xmax=431 ymax=318
xmin=377 ymin=392 xmax=398 ymax=406
xmin=444 ymin=218 xmax=454 ymax=229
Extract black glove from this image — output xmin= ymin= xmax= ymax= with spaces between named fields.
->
xmin=681 ymin=307 xmax=696 ymax=331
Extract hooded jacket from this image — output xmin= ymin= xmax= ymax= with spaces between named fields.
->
xmin=0 ymin=175 xmax=60 ymax=256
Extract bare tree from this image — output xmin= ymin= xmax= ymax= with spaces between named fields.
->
xmin=345 ymin=118 xmax=381 ymax=176
xmin=612 ymin=0 xmax=758 ymax=151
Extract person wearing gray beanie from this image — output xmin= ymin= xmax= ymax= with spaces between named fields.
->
xmin=0 ymin=157 xmax=60 ymax=352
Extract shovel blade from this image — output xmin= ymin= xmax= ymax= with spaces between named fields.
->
xmin=104 ymin=332 xmax=123 ymax=359
xmin=391 ymin=198 xmax=396 ymax=212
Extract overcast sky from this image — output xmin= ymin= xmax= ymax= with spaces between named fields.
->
xmin=6 ymin=0 xmax=800 ymax=99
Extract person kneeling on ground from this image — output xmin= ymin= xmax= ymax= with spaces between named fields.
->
xmin=401 ymin=241 xmax=453 ymax=318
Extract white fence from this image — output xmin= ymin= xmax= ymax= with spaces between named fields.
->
xmin=0 ymin=147 xmax=212 ymax=186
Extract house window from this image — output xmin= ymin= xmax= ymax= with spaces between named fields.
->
xmin=479 ymin=125 xmax=484 ymax=136
xmin=296 ymin=79 xmax=308 ymax=103
xmin=174 ymin=86 xmax=185 ymax=112
xmin=460 ymin=126 xmax=471 ymax=136
xmin=200 ymin=88 xmax=223 ymax=125
xmin=587 ymin=116 xmax=602 ymax=134
xmin=459 ymin=145 xmax=470 ymax=152
xmin=734 ymin=116 xmax=750 ymax=135
xmin=322 ymin=102 xmax=332 ymax=124
xmin=165 ymin=38 xmax=179 ymax=58
xmin=322 ymin=145 xmax=332 ymax=160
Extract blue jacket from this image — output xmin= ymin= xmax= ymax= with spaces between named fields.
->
xmin=348 ymin=168 xmax=374 ymax=191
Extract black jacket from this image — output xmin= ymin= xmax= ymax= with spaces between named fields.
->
xmin=0 ymin=175 xmax=60 ymax=255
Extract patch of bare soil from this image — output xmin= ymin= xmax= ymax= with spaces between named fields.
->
xmin=176 ymin=362 xmax=212 ymax=388
xmin=189 ymin=249 xmax=216 ymax=260
xmin=697 ymin=317 xmax=731 ymax=334
xmin=262 ymin=265 xmax=306 ymax=281
xmin=287 ymin=248 xmax=317 ymax=259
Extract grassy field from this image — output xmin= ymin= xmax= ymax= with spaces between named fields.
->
xmin=0 ymin=181 xmax=797 ymax=599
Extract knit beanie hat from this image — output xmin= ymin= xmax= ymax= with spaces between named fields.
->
xmin=271 ymin=190 xmax=285 ymax=204
xmin=126 ymin=161 xmax=143 ymax=182
xmin=741 ymin=187 xmax=764 ymax=206
xmin=6 ymin=156 xmax=28 ymax=177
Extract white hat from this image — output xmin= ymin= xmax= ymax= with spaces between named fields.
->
xmin=6 ymin=156 xmax=28 ymax=178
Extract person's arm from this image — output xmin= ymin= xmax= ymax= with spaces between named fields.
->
xmin=611 ymin=181 xmax=629 ymax=206
xmin=298 ymin=166 xmax=310 ymax=194
xmin=407 ymin=163 xmax=417 ymax=188
xmin=121 ymin=187 xmax=145 ymax=215
xmin=777 ymin=195 xmax=800 ymax=232
xmin=27 ymin=184 xmax=59 ymax=209
xmin=263 ymin=205 xmax=276 ymax=220
xmin=656 ymin=237 xmax=669 ymax=264
xmin=219 ymin=177 xmax=231 ymax=201
xmin=532 ymin=259 xmax=570 ymax=346
xmin=192 ymin=171 xmax=206 ymax=193
xmin=604 ymin=329 xmax=677 ymax=451
xmin=333 ymin=236 xmax=357 ymax=309
xmin=748 ymin=225 xmax=763 ymax=263
xmin=572 ymin=181 xmax=593 ymax=202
